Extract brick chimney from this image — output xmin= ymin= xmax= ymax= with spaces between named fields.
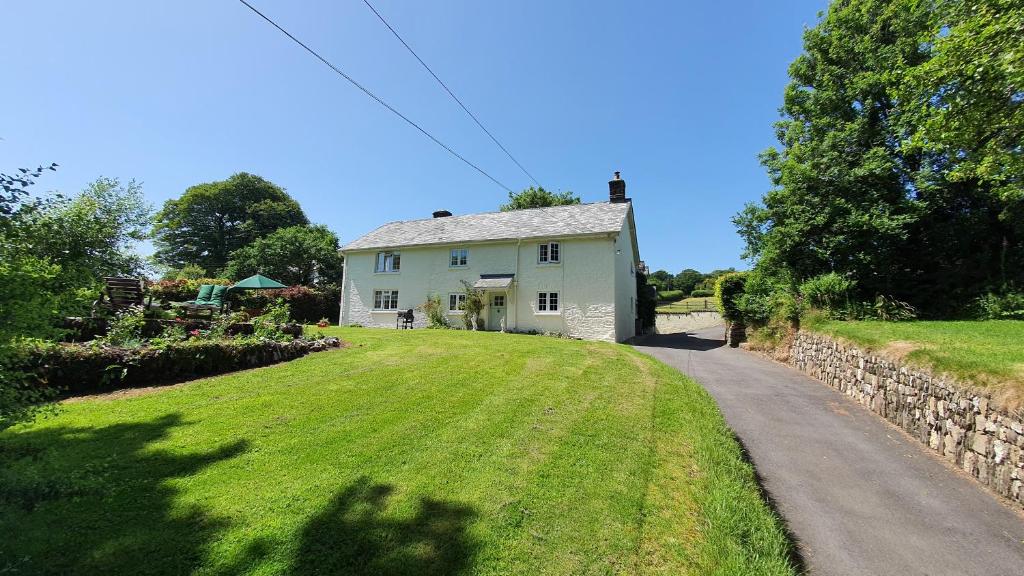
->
xmin=432 ymin=210 xmax=452 ymax=218
xmin=608 ymin=171 xmax=627 ymax=203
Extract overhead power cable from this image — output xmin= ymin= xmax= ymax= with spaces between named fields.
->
xmin=361 ymin=0 xmax=541 ymax=187
xmin=360 ymin=0 xmax=540 ymax=186
xmin=237 ymin=0 xmax=513 ymax=192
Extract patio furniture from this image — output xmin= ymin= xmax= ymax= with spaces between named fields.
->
xmin=397 ymin=309 xmax=414 ymax=329
xmin=181 ymin=284 xmax=230 ymax=319
xmin=94 ymin=277 xmax=155 ymax=313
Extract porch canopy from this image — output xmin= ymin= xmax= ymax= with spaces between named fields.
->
xmin=473 ymin=273 xmax=514 ymax=290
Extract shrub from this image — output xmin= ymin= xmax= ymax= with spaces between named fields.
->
xmin=799 ymin=273 xmax=855 ymax=316
xmin=689 ymin=289 xmax=714 ymax=298
xmin=656 ymin=289 xmax=684 ymax=302
xmin=419 ymin=294 xmax=450 ymax=329
xmin=15 ymin=337 xmax=341 ymax=396
xmin=974 ymin=290 xmax=1024 ymax=320
xmin=102 ymin=306 xmax=147 ymax=347
xmin=233 ymin=285 xmax=340 ymax=324
xmin=149 ymin=278 xmax=231 ymax=303
xmin=870 ymin=295 xmax=917 ymax=321
xmin=715 ymin=273 xmax=747 ymax=323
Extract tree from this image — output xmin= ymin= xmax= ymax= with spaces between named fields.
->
xmin=901 ymin=0 xmax=1024 ymax=285
xmin=500 ymin=187 xmax=580 ymax=211
xmin=673 ymin=269 xmax=704 ymax=295
xmin=224 ymin=225 xmax=343 ymax=287
xmin=153 ymin=173 xmax=308 ymax=273
xmin=733 ymin=0 xmax=1022 ymax=314
xmin=647 ymin=269 xmax=673 ymax=292
xmin=30 ymin=178 xmax=151 ymax=295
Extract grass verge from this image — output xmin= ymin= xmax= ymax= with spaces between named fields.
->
xmin=804 ymin=318 xmax=1024 ymax=399
xmin=0 ymin=328 xmax=796 ymax=575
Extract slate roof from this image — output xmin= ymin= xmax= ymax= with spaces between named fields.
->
xmin=341 ymin=201 xmax=631 ymax=251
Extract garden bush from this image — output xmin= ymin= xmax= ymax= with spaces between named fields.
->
xmin=233 ymin=285 xmax=340 ymax=324
xmin=16 ymin=337 xmax=341 ymax=396
xmin=799 ymin=273 xmax=855 ymax=317
xmin=690 ymin=289 xmax=714 ymax=298
xmin=149 ymin=278 xmax=231 ymax=303
xmin=974 ymin=290 xmax=1024 ymax=320
xmin=656 ymin=289 xmax=684 ymax=302
xmin=715 ymin=273 xmax=747 ymax=323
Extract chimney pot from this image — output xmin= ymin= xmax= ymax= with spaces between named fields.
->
xmin=608 ymin=171 xmax=627 ymax=203
xmin=432 ymin=210 xmax=452 ymax=218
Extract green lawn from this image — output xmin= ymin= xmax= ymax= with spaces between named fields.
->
xmin=805 ymin=318 xmax=1024 ymax=394
xmin=0 ymin=328 xmax=796 ymax=575
xmin=657 ymin=296 xmax=719 ymax=314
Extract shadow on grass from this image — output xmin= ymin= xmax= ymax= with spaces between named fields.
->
xmin=730 ymin=433 xmax=808 ymax=575
xmin=0 ymin=413 xmax=248 ymax=575
xmin=291 ymin=476 xmax=479 ymax=576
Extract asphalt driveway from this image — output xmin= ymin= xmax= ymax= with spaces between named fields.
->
xmin=634 ymin=326 xmax=1024 ymax=576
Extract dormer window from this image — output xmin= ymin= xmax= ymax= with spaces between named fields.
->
xmin=375 ymin=251 xmax=400 ymax=273
xmin=538 ymin=242 xmax=560 ymax=264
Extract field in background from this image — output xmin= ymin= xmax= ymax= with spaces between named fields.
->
xmin=1 ymin=327 xmax=796 ymax=575
xmin=657 ymin=296 xmax=719 ymax=314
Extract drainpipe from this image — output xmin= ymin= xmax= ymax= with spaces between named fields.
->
xmin=513 ymin=239 xmax=521 ymax=331
xmin=338 ymin=253 xmax=347 ymax=325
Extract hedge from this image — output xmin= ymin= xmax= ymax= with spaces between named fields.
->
xmin=17 ymin=337 xmax=342 ymax=396
xmin=148 ymin=281 xmax=340 ymax=324
xmin=656 ymin=290 xmax=684 ymax=302
xmin=690 ymin=289 xmax=714 ymax=298
xmin=233 ymin=285 xmax=340 ymax=324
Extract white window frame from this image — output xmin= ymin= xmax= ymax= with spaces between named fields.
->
xmin=538 ymin=241 xmax=560 ymax=264
xmin=492 ymin=294 xmax=505 ymax=307
xmin=448 ymin=292 xmax=467 ymax=313
xmin=536 ymin=291 xmax=560 ymax=314
xmin=449 ymin=248 xmax=468 ymax=268
xmin=375 ymin=251 xmax=401 ymax=273
xmin=373 ymin=289 xmax=400 ymax=311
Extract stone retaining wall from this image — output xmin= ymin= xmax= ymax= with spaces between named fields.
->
xmin=789 ymin=332 xmax=1024 ymax=507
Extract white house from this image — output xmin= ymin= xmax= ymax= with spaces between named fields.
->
xmin=338 ymin=173 xmax=641 ymax=342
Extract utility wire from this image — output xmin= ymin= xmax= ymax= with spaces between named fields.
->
xmin=237 ymin=0 xmax=513 ymax=192
xmin=360 ymin=0 xmax=541 ymax=188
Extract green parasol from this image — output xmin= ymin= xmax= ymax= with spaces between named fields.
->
xmin=230 ymin=274 xmax=287 ymax=290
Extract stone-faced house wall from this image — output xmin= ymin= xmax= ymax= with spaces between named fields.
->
xmin=789 ymin=332 xmax=1024 ymax=508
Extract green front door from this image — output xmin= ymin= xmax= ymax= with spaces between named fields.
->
xmin=487 ymin=294 xmax=506 ymax=331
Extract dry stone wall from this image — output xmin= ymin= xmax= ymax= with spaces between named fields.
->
xmin=790 ymin=331 xmax=1024 ymax=508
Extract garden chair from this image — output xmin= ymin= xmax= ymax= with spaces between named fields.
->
xmin=94 ymin=277 xmax=155 ymax=313
xmin=396 ymin=309 xmax=414 ymax=329
xmin=181 ymin=284 xmax=230 ymax=319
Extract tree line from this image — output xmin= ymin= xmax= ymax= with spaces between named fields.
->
xmin=735 ymin=0 xmax=1022 ymax=319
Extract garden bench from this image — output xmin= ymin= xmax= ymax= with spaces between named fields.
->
xmin=94 ymin=277 xmax=155 ymax=313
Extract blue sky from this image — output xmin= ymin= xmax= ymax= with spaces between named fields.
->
xmin=2 ymin=0 xmax=826 ymax=275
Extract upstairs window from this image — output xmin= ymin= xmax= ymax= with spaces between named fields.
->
xmin=450 ymin=248 xmax=468 ymax=267
xmin=448 ymin=293 xmax=467 ymax=312
xmin=538 ymin=242 xmax=560 ymax=264
xmin=375 ymin=251 xmax=400 ymax=273
xmin=373 ymin=289 xmax=399 ymax=310
xmin=537 ymin=291 xmax=559 ymax=313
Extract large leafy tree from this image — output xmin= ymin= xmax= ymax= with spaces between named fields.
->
xmin=735 ymin=0 xmax=1022 ymax=313
xmin=500 ymin=186 xmax=580 ymax=211
xmin=673 ymin=269 xmax=704 ymax=295
xmin=224 ymin=225 xmax=343 ymax=287
xmin=2 ymin=170 xmax=152 ymax=428
xmin=153 ymin=173 xmax=308 ymax=272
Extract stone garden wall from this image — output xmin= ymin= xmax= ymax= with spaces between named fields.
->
xmin=789 ymin=331 xmax=1024 ymax=508
xmin=654 ymin=311 xmax=723 ymax=335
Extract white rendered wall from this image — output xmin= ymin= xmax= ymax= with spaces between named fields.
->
xmin=340 ymin=236 xmax=621 ymax=341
